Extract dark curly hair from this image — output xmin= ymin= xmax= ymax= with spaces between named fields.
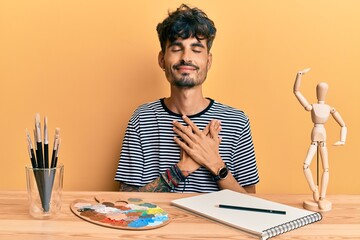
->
xmin=156 ymin=4 xmax=216 ymax=53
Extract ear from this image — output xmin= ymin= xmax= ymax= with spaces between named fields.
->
xmin=207 ymin=52 xmax=213 ymax=70
xmin=158 ymin=51 xmax=165 ymax=70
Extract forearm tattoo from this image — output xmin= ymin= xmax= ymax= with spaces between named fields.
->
xmin=119 ymin=165 xmax=187 ymax=192
xmin=119 ymin=176 xmax=171 ymax=192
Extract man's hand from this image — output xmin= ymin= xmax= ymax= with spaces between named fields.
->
xmin=173 ymin=116 xmax=223 ymax=175
xmin=176 ymin=120 xmax=221 ymax=177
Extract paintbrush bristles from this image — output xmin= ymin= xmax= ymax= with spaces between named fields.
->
xmin=26 ymin=128 xmax=31 ymax=142
xmin=27 ymin=114 xmax=61 ymax=169
xmin=26 ymin=129 xmax=32 ymax=153
xmin=35 ymin=113 xmax=42 ymax=142
xmin=44 ymin=116 xmax=48 ymax=144
xmin=53 ymin=128 xmax=60 ymax=146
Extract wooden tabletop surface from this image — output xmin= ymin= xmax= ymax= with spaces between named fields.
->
xmin=0 ymin=191 xmax=359 ymax=240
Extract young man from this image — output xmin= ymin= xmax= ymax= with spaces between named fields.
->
xmin=114 ymin=4 xmax=259 ymax=193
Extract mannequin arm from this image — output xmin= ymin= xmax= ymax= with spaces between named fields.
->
xmin=331 ymin=108 xmax=347 ymax=145
xmin=293 ymin=68 xmax=312 ymax=111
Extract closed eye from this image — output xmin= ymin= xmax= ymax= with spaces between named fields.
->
xmin=171 ymin=47 xmax=182 ymax=52
xmin=192 ymin=43 xmax=205 ymax=53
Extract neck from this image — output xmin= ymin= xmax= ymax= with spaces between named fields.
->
xmin=165 ymin=86 xmax=209 ymax=116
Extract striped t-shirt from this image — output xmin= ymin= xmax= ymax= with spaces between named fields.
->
xmin=114 ymin=98 xmax=259 ymax=192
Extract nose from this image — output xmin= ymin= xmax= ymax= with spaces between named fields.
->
xmin=181 ymin=49 xmax=192 ymax=63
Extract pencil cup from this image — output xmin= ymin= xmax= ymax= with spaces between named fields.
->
xmin=25 ymin=164 xmax=64 ymax=219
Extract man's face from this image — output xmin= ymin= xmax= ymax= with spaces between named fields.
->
xmin=159 ymin=37 xmax=212 ymax=88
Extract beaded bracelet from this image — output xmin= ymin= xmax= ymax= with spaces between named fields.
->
xmin=160 ymin=164 xmax=187 ymax=190
xmin=171 ymin=164 xmax=186 ymax=182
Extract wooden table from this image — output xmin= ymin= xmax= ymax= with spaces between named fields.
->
xmin=0 ymin=191 xmax=359 ymax=239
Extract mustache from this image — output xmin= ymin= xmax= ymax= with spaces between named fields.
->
xmin=174 ymin=61 xmax=199 ymax=70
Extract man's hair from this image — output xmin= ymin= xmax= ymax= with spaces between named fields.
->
xmin=156 ymin=4 xmax=216 ymax=53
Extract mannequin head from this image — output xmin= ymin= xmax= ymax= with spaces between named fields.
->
xmin=316 ymin=82 xmax=328 ymax=103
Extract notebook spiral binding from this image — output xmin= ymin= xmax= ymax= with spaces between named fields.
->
xmin=261 ymin=212 xmax=322 ymax=240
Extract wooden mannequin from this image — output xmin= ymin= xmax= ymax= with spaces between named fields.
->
xmin=293 ymin=68 xmax=347 ymax=212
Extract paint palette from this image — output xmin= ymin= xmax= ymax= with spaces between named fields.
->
xmin=70 ymin=196 xmax=171 ymax=230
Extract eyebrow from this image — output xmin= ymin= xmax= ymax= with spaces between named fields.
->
xmin=191 ymin=42 xmax=205 ymax=48
xmin=168 ymin=42 xmax=182 ymax=48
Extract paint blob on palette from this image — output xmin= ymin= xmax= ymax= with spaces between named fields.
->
xmin=70 ymin=198 xmax=171 ymax=230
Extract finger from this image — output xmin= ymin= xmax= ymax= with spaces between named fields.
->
xmin=211 ymin=120 xmax=222 ymax=143
xmin=182 ymin=115 xmax=202 ymax=136
xmin=209 ymin=123 xmax=219 ymax=141
xmin=173 ymin=136 xmax=191 ymax=152
xmin=173 ymin=120 xmax=196 ymax=139
xmin=203 ymin=119 xmax=221 ymax=136
xmin=213 ymin=120 xmax=221 ymax=133
xmin=203 ymin=123 xmax=210 ymax=136
xmin=173 ymin=126 xmax=194 ymax=144
xmin=173 ymin=120 xmax=185 ymax=129
xmin=208 ymin=120 xmax=221 ymax=137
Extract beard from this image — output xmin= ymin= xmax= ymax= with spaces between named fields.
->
xmin=173 ymin=73 xmax=197 ymax=88
xmin=167 ymin=61 xmax=207 ymax=88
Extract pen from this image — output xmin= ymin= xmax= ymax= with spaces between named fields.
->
xmin=217 ymin=204 xmax=286 ymax=215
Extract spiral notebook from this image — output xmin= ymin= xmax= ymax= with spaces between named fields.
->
xmin=171 ymin=190 xmax=322 ymax=240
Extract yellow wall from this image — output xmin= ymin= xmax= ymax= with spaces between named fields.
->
xmin=1 ymin=0 xmax=359 ymax=193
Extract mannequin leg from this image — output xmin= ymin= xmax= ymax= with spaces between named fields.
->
xmin=303 ymin=142 xmax=319 ymax=202
xmin=318 ymin=142 xmax=331 ymax=210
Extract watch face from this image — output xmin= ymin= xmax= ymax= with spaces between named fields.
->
xmin=219 ymin=167 xmax=228 ymax=179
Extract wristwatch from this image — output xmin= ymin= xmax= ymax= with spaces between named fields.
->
xmin=213 ymin=165 xmax=229 ymax=181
